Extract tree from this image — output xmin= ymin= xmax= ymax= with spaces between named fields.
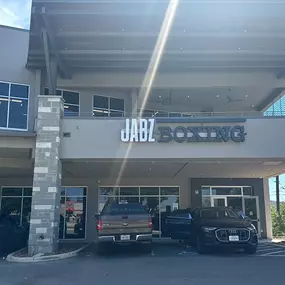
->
xmin=271 ymin=203 xmax=285 ymax=237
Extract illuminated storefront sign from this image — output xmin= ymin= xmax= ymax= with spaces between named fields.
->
xmin=120 ymin=118 xmax=246 ymax=143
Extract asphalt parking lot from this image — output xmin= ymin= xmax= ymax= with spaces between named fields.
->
xmin=0 ymin=242 xmax=285 ymax=285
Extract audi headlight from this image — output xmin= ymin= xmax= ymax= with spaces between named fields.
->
xmin=202 ymin=227 xmax=217 ymax=232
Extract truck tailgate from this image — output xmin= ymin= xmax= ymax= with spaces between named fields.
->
xmin=99 ymin=213 xmax=151 ymax=235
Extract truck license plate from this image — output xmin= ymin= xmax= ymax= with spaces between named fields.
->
xmin=229 ymin=235 xmax=239 ymax=241
xmin=121 ymin=235 xmax=130 ymax=241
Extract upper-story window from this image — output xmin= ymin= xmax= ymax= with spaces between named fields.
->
xmin=0 ymin=81 xmax=29 ymax=130
xmin=44 ymin=88 xmax=80 ymax=116
xmin=93 ymin=95 xmax=124 ymax=117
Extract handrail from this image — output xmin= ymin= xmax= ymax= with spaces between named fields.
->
xmin=61 ymin=110 xmax=285 ymax=118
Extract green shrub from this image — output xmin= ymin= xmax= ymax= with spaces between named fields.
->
xmin=271 ymin=204 xmax=285 ymax=237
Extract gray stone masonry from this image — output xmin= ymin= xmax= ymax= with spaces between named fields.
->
xmin=28 ymin=95 xmax=63 ymax=255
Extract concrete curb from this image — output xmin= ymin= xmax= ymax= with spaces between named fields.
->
xmin=6 ymin=244 xmax=90 ymax=263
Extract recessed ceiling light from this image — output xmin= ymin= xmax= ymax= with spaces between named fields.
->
xmin=200 ymin=173 xmax=203 ymax=176
xmin=183 ymin=29 xmax=186 ymax=32
xmin=245 ymin=94 xmax=248 ymax=98
xmin=252 ymin=105 xmax=255 ymax=108
xmin=149 ymin=168 xmax=152 ymax=171
xmin=151 ymin=161 xmax=155 ymax=164
xmin=122 ymin=29 xmax=124 ymax=32
xmin=122 ymin=47 xmax=125 ymax=50
xmin=159 ymin=95 xmax=162 ymax=98
xmin=238 ymin=47 xmax=241 ymax=50
xmin=187 ymin=95 xmax=190 ymax=98
xmin=216 ymin=95 xmax=220 ymax=98
xmin=244 ymin=29 xmax=247 ymax=32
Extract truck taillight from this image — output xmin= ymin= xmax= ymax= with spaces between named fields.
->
xmin=148 ymin=217 xmax=153 ymax=229
xmin=97 ymin=219 xmax=102 ymax=231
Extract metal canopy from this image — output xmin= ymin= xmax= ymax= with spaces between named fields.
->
xmin=27 ymin=0 xmax=285 ymax=77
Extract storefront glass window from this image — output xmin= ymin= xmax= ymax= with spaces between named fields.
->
xmin=202 ymin=197 xmax=211 ymax=207
xmin=98 ymin=186 xmax=180 ymax=238
xmin=140 ymin=187 xmax=159 ymax=196
xmin=211 ymin=187 xmax=242 ymax=196
xmin=44 ymin=88 xmax=80 ymax=116
xmin=0 ymin=81 xmax=29 ymax=130
xmin=243 ymin=186 xmax=253 ymax=196
xmin=201 ymin=187 xmax=210 ymax=196
xmin=0 ymin=186 xmax=87 ymax=240
xmin=99 ymin=187 xmax=119 ymax=196
xmin=0 ymin=187 xmax=32 ymax=229
xmin=93 ymin=95 xmax=124 ymax=117
xmin=160 ymin=187 xmax=179 ymax=196
xmin=120 ymin=187 xmax=139 ymax=196
xmin=60 ymin=187 xmax=87 ymax=240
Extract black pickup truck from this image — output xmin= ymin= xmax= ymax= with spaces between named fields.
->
xmin=165 ymin=207 xmax=258 ymax=254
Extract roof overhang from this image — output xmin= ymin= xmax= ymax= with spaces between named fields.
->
xmin=27 ymin=0 xmax=285 ymax=77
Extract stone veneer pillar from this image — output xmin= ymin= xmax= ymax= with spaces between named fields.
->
xmin=28 ymin=95 xmax=63 ymax=255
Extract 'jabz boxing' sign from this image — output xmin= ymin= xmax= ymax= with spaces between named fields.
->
xmin=120 ymin=118 xmax=247 ymax=143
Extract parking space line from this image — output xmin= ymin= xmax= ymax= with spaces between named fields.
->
xmin=259 ymin=250 xmax=285 ymax=256
xmin=257 ymin=247 xmax=280 ymax=253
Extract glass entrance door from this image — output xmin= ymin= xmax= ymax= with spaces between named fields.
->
xmin=212 ymin=197 xmax=227 ymax=207
xmin=242 ymin=197 xmax=261 ymax=237
xmin=227 ymin=197 xmax=243 ymax=212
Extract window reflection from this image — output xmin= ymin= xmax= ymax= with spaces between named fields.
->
xmin=65 ymin=196 xmax=86 ymax=239
xmin=59 ymin=187 xmax=87 ymax=240
xmin=8 ymin=98 xmax=28 ymax=129
xmin=120 ymin=187 xmax=139 ymax=196
xmin=0 ymin=81 xmax=29 ymax=130
xmin=0 ymin=187 xmax=32 ymax=229
xmin=98 ymin=186 xmax=180 ymax=237
xmin=140 ymin=187 xmax=159 ymax=196
xmin=0 ymin=96 xmax=8 ymax=127
xmin=44 ymin=88 xmax=80 ymax=117
xmin=93 ymin=95 xmax=124 ymax=117
xmin=1 ymin=197 xmax=22 ymax=225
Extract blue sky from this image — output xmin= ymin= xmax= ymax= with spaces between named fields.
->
xmin=0 ymin=0 xmax=31 ymax=29
xmin=0 ymin=0 xmax=284 ymax=201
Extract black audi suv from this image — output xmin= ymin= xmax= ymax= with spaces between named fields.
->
xmin=165 ymin=207 xmax=258 ymax=254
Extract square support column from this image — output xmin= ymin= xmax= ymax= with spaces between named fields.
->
xmin=28 ymin=95 xmax=63 ymax=255
xmin=263 ymin=178 xmax=273 ymax=239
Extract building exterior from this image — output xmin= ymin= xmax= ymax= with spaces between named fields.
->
xmin=1 ymin=0 xmax=285 ymax=254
